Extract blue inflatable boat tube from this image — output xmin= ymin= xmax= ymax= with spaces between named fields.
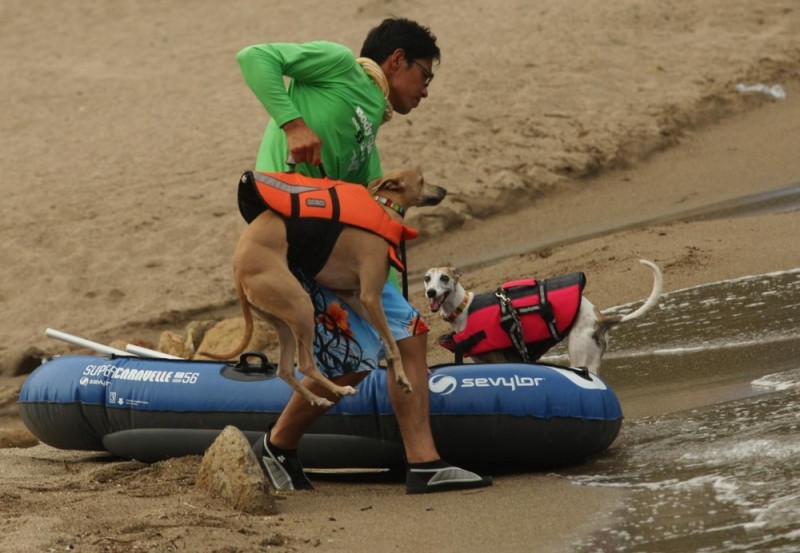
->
xmin=18 ymin=354 xmax=623 ymax=469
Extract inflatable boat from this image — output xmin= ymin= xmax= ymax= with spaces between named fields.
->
xmin=19 ymin=353 xmax=623 ymax=469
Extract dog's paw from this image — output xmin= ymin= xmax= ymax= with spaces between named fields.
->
xmin=396 ymin=376 xmax=414 ymax=394
xmin=337 ymin=385 xmax=358 ymax=396
xmin=310 ymin=397 xmax=335 ymax=409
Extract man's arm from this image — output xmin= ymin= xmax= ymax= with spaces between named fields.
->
xmin=237 ymin=41 xmax=355 ymax=166
xmin=237 ymin=41 xmax=354 ymax=128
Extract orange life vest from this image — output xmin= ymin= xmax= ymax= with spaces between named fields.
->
xmin=237 ymin=171 xmax=418 ymax=274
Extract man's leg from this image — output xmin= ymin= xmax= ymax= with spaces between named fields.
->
xmin=379 ymin=283 xmax=492 ymax=494
xmin=270 ymin=371 xmax=368 ymax=450
xmin=392 ymin=333 xmax=492 ymax=493
xmin=255 ymin=273 xmax=380 ymax=491
xmin=256 ymin=371 xmax=368 ymax=490
xmin=391 ymin=333 xmax=438 ymax=463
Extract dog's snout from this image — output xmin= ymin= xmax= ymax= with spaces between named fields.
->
xmin=426 ymin=288 xmax=437 ymax=298
xmin=421 ymin=185 xmax=447 ymax=206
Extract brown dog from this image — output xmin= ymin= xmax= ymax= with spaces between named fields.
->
xmin=202 ymin=169 xmax=446 ymax=407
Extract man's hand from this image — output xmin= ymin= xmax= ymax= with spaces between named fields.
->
xmin=282 ymin=118 xmax=322 ymax=166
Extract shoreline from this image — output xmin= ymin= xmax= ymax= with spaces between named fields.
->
xmin=7 ymin=86 xmax=800 ymax=371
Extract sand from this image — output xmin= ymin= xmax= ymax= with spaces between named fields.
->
xmin=1 ymin=1 xmax=799 ymax=551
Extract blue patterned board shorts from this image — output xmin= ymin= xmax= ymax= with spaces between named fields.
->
xmin=297 ymin=275 xmax=430 ymax=378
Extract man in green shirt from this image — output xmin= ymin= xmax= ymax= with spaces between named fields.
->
xmin=238 ymin=17 xmax=491 ymax=494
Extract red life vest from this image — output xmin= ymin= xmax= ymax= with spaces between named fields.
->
xmin=237 ymin=171 xmax=418 ymax=273
xmin=439 ymin=273 xmax=586 ymax=361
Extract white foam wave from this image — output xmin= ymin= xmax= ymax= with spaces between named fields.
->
xmin=596 ymin=334 xmax=799 ymax=360
xmin=680 ymin=439 xmax=800 ymax=468
xmin=751 ymin=370 xmax=800 ymax=391
xmin=538 ymin=333 xmax=797 ymax=364
xmin=747 ymin=492 xmax=800 ymax=531
xmin=609 ymin=268 xmax=800 ymax=314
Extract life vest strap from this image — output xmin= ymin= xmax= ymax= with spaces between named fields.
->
xmin=497 ymin=280 xmax=562 ymax=364
xmin=442 ymin=331 xmax=487 ymax=365
xmin=497 ymin=288 xmax=531 ymax=363
xmin=498 ymin=281 xmax=559 ymax=338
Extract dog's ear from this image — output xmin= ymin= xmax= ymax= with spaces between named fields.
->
xmin=451 ymin=267 xmax=462 ymax=280
xmin=369 ymin=176 xmax=400 ymax=194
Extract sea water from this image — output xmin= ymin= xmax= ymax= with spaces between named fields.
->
xmin=555 ymin=269 xmax=800 ymax=552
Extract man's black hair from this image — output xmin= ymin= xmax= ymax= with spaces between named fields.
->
xmin=360 ymin=17 xmax=440 ymax=64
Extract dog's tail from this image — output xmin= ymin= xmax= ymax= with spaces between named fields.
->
xmin=197 ymin=279 xmax=254 ymax=361
xmin=600 ymin=259 xmax=663 ymax=329
xmin=619 ymin=259 xmax=663 ymax=323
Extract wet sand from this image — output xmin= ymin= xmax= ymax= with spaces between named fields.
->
xmin=408 ymin=81 xmax=800 ymax=284
xmin=2 ymin=1 xmax=800 ymax=551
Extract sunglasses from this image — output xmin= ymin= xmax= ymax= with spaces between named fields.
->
xmin=409 ymin=58 xmax=434 ymax=87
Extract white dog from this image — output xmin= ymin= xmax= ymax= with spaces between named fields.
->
xmin=423 ymin=260 xmax=663 ymax=374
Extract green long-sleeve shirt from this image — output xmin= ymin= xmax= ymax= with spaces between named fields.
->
xmin=237 ymin=40 xmax=386 ymax=184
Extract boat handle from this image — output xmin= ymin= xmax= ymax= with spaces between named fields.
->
xmin=235 ymin=352 xmax=276 ymax=374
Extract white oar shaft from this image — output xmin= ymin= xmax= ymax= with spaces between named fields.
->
xmin=125 ymin=344 xmax=183 ymax=360
xmin=45 ymin=328 xmax=130 ymax=357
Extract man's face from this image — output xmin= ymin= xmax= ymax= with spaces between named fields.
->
xmin=386 ymin=56 xmax=434 ymax=115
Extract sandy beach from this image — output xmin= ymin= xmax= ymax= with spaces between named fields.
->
xmin=2 ymin=1 xmax=799 ymax=551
